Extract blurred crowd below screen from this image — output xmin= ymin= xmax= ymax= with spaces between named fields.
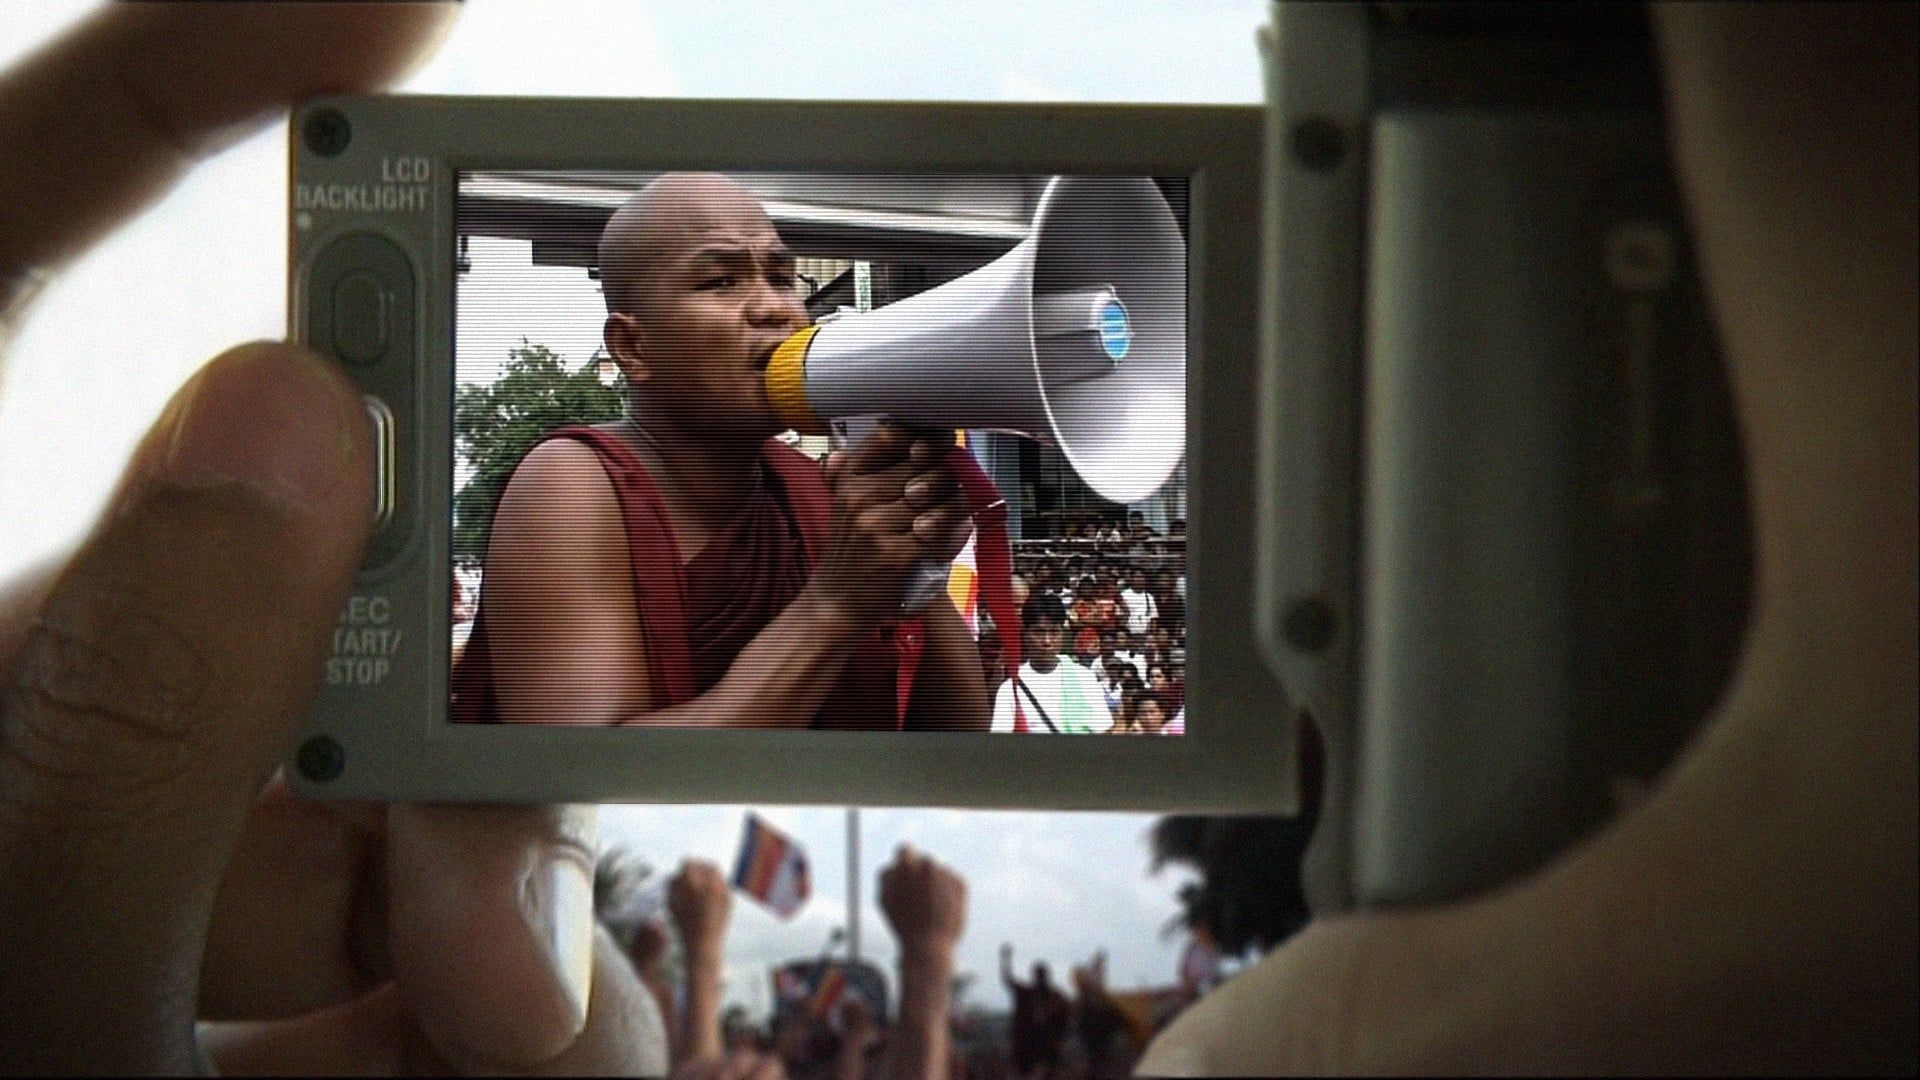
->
xmin=606 ymin=833 xmax=1228 ymax=1080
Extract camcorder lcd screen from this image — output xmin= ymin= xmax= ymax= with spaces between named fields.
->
xmin=450 ymin=170 xmax=1189 ymax=736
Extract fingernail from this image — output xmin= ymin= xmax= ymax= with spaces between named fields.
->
xmin=907 ymin=481 xmax=930 ymax=502
xmin=528 ymin=846 xmax=596 ymax=1032
xmin=153 ymin=344 xmax=362 ymax=512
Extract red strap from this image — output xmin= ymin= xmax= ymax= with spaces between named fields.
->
xmin=885 ymin=445 xmax=1023 ymax=730
xmin=769 ymin=439 xmax=917 ymax=729
xmin=545 ymin=428 xmax=698 ymax=706
xmin=891 ymin=618 xmax=925 ymax=728
xmin=543 ymin=431 xmax=836 ymax=711
xmin=560 ymin=427 xmax=1015 ymax=730
xmin=761 ymin=439 xmax=833 ymax=562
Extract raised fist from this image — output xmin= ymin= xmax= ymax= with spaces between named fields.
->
xmin=667 ymin=860 xmax=733 ymax=952
xmin=878 ymin=845 xmax=967 ymax=958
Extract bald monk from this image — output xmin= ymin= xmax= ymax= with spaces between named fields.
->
xmin=454 ymin=173 xmax=989 ymax=730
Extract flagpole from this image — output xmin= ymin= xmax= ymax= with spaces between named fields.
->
xmin=846 ymin=806 xmax=861 ymax=968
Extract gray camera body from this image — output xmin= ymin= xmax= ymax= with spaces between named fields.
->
xmin=1260 ymin=3 xmax=1748 ymax=913
xmin=288 ymin=4 xmax=1750 ymax=918
xmin=287 ymin=96 xmax=1298 ymax=813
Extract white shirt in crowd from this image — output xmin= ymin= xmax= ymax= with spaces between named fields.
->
xmin=1119 ymin=586 xmax=1159 ymax=635
xmin=991 ymin=658 xmax=1114 ymax=734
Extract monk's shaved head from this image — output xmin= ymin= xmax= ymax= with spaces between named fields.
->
xmin=593 ymin=171 xmax=807 ymax=439
xmin=597 ymin=172 xmax=775 ymax=316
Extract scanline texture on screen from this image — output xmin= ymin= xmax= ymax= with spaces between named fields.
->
xmin=449 ymin=171 xmax=1189 ymax=736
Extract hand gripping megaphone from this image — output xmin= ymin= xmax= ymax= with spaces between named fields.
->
xmin=764 ymin=175 xmax=1186 ymax=610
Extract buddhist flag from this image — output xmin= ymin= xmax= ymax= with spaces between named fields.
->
xmin=946 ymin=431 xmax=980 ymax=635
xmin=947 ymin=531 xmax=980 ymax=635
xmin=732 ymin=813 xmax=810 ymax=919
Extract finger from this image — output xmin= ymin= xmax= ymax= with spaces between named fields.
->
xmin=199 ymin=982 xmax=417 ymax=1076
xmin=417 ymin=928 xmax=667 ymax=1077
xmin=386 ymin=803 xmax=603 ymax=1071
xmin=903 ymin=471 xmax=958 ymax=513
xmin=912 ymin=501 xmax=974 ymax=551
xmin=0 ymin=552 xmax=64 ymax=671
xmin=905 ymin=428 xmax=956 ymax=469
xmin=858 ymin=499 xmax=920 ymax=542
xmin=840 ymin=425 xmax=913 ymax=476
xmin=0 ymin=343 xmax=374 ymax=1072
xmin=908 ymin=436 xmax=944 ymax=469
xmin=848 ymin=464 xmax=922 ymax=524
xmin=253 ymin=935 xmax=670 ymax=1078
xmin=200 ymin=775 xmax=388 ymax=1022
xmin=942 ymin=514 xmax=977 ymax=558
xmin=0 ymin=1 xmax=456 ymax=274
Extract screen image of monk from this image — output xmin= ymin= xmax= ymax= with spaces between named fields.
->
xmin=453 ymin=173 xmax=989 ymax=730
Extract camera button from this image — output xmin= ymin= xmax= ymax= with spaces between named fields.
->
xmin=333 ymin=271 xmax=391 ymax=364
xmin=363 ymin=395 xmax=395 ymax=528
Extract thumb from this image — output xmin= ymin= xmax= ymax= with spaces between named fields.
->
xmin=0 ymin=342 xmax=372 ymax=1072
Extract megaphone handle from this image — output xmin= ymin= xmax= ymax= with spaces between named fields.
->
xmin=829 ymin=416 xmax=954 ymax=615
xmin=899 ymin=560 xmax=951 ymax=614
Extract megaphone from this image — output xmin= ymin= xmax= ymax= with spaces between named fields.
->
xmin=765 ymin=175 xmax=1186 ymax=506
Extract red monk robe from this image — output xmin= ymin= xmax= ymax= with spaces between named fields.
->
xmin=452 ymin=426 xmax=900 ymax=729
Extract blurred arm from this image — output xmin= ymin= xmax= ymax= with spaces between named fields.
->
xmin=887 ymin=942 xmax=955 ymax=1080
xmin=880 ymin=851 xmax=965 ymax=1080
xmin=667 ymin=863 xmax=732 ymax=1069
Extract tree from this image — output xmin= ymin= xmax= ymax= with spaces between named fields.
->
xmin=454 ymin=341 xmax=625 ymax=561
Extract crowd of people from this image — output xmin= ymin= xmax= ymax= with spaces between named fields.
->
xmin=456 ymin=512 xmax=1193 ymax=738
xmin=976 ymin=513 xmax=1187 ymax=736
xmin=1 ymin=3 xmax=1912 ymax=1075
xmin=599 ymin=846 xmax=1212 ymax=1080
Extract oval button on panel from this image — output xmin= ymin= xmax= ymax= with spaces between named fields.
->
xmin=304 ymin=231 xmax=415 ymax=571
xmin=332 ymin=271 xmax=391 ymax=364
xmin=363 ymin=395 xmax=395 ymax=529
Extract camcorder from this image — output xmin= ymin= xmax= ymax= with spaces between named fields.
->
xmin=289 ymin=3 xmax=1750 ymax=909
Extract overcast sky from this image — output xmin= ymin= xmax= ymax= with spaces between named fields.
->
xmin=0 ymin=0 xmax=1268 ymax=1018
